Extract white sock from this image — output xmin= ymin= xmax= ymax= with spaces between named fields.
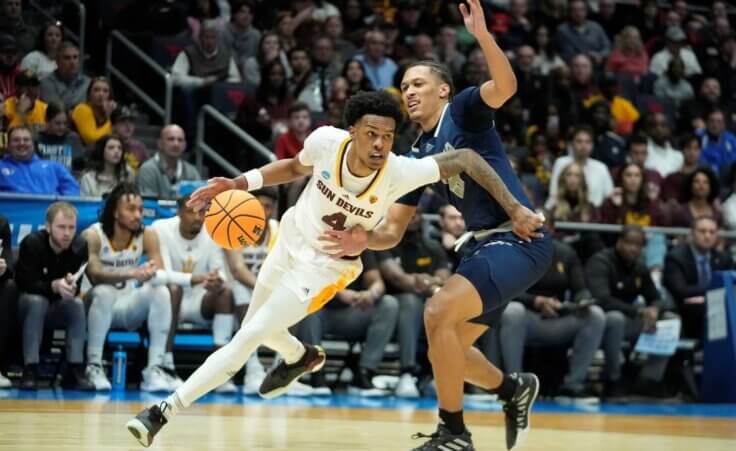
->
xmin=162 ymin=392 xmax=184 ymax=420
xmin=162 ymin=352 xmax=175 ymax=370
xmin=246 ymin=351 xmax=265 ymax=375
xmin=213 ymin=313 xmax=235 ymax=346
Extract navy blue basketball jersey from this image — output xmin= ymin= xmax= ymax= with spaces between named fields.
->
xmin=398 ymin=86 xmax=533 ymax=231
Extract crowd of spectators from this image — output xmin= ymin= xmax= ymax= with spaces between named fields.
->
xmin=1 ymin=0 xmax=735 ymax=402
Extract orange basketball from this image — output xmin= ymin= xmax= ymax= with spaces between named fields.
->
xmin=205 ymin=190 xmax=266 ymax=250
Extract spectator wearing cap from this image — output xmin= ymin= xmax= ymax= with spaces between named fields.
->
xmin=111 ymin=105 xmax=149 ymax=171
xmin=3 ymin=70 xmax=47 ymax=132
xmin=39 ymin=41 xmax=90 ymax=112
xmin=649 ymin=26 xmax=702 ymax=77
xmin=0 ymin=0 xmax=36 ymax=55
xmin=555 ymin=0 xmax=611 ymax=64
xmin=0 ymin=33 xmax=20 ymax=99
xmin=19 ymin=21 xmax=63 ymax=81
xmin=71 ymin=77 xmax=115 ymax=148
xmin=0 ymin=126 xmax=79 ymax=195
xmin=34 ymin=101 xmax=84 ymax=175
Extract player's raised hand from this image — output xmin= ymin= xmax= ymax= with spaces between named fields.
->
xmin=318 ymin=224 xmax=368 ymax=258
xmin=509 ymin=206 xmax=545 ymax=242
xmin=459 ymin=0 xmax=490 ymax=40
xmin=188 ymin=177 xmax=237 ymax=212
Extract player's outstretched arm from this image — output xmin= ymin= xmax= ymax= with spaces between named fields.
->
xmin=188 ymin=157 xmax=312 ymax=211
xmin=460 ymin=0 xmax=517 ymax=108
xmin=432 ymin=148 xmax=544 ymax=241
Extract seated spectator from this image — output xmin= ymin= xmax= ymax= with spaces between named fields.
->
xmin=605 ymin=26 xmax=649 ymax=83
xmin=0 ymin=33 xmax=20 ymax=99
xmin=649 ymin=26 xmax=701 ymax=78
xmin=436 ymin=25 xmax=466 ymax=80
xmin=697 ymin=108 xmax=736 ymax=177
xmin=547 ymin=126 xmax=614 ymax=209
xmin=342 ymin=59 xmax=374 ymax=99
xmin=670 ymin=168 xmax=723 ymax=227
xmin=354 ymin=30 xmax=397 ymax=90
xmin=19 ymin=21 xmax=63 ymax=80
xmin=589 ymin=100 xmax=626 ymax=168
xmin=498 ymin=0 xmax=533 ymax=51
xmin=3 ymin=70 xmax=47 ymax=133
xmin=172 ymin=19 xmax=241 ymax=88
xmin=71 ymin=76 xmax=115 ymax=148
xmin=82 ymin=183 xmax=173 ymax=391
xmin=485 ymin=234 xmax=605 ymax=402
xmin=325 ymin=15 xmax=356 ymax=67
xmin=592 ymin=0 xmax=626 ymax=38
xmin=518 ymin=131 xmax=554 ymax=191
xmin=310 ymin=35 xmax=341 ymax=89
xmin=587 ymin=226 xmax=675 ymax=397
xmin=438 ymin=204 xmax=465 ymax=270
xmin=235 ymin=60 xmax=293 ymax=147
xmin=513 ymin=45 xmax=547 ymax=114
xmin=600 ymin=163 xmax=666 ymax=227
xmin=288 ymin=47 xmax=313 ymax=100
xmin=0 ymin=0 xmax=36 ymax=55
xmin=653 ymin=56 xmax=694 ymax=109
xmin=645 ymin=113 xmax=683 ymax=178
xmin=585 ymin=74 xmax=640 ymax=136
xmin=614 ymin=135 xmax=663 ymax=201
xmin=679 ymin=78 xmax=726 ymax=132
xmin=297 ymin=250 xmax=398 ymax=397
xmin=274 ymin=102 xmax=311 ymax=160
xmin=137 ymin=125 xmax=202 ymax=200
xmin=664 ymin=217 xmax=733 ymax=340
xmin=39 ymin=41 xmax=90 ymax=112
xmin=186 ymin=0 xmax=225 ymax=41
xmin=14 ymin=202 xmax=91 ymax=390
xmin=569 ymin=54 xmax=600 ymax=109
xmin=0 ymin=213 xmax=18 ymax=387
xmin=661 ymin=134 xmax=702 ymax=202
xmin=153 ymin=194 xmax=237 ymax=393
xmin=242 ymin=32 xmax=290 ymax=87
xmin=79 ymin=135 xmax=133 ymax=197
xmin=34 ymin=102 xmax=84 ymax=175
xmin=531 ymin=24 xmax=566 ymax=76
xmin=274 ymin=11 xmax=296 ymax=53
xmin=219 ymin=0 xmax=261 ymax=74
xmin=378 ymin=210 xmax=451 ymax=398
xmin=0 ymin=126 xmax=79 ymax=195
xmin=224 ymin=188 xmax=279 ymax=394
xmin=111 ymin=105 xmax=149 ymax=171
xmin=555 ymin=0 xmax=611 ymax=64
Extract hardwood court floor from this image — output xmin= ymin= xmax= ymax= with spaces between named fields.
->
xmin=1 ymin=398 xmax=735 ymax=451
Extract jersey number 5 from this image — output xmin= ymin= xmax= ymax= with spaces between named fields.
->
xmin=321 ymin=212 xmax=347 ymax=231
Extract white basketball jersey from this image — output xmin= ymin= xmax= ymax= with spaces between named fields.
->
xmin=89 ymin=222 xmax=144 ymax=290
xmin=152 ymin=216 xmax=227 ymax=279
xmin=289 ymin=126 xmax=440 ymax=253
xmin=240 ymin=218 xmax=279 ymax=276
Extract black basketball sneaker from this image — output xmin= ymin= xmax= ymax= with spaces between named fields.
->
xmin=502 ymin=373 xmax=539 ymax=450
xmin=259 ymin=343 xmax=326 ymax=399
xmin=411 ymin=424 xmax=475 ymax=450
xmin=126 ymin=402 xmax=170 ymax=448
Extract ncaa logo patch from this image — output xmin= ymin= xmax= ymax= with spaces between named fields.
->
xmin=369 ymin=195 xmax=378 ymax=204
xmin=321 ymin=170 xmax=330 ymax=180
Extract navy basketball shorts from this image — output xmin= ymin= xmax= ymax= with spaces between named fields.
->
xmin=455 ymin=230 xmax=554 ymax=327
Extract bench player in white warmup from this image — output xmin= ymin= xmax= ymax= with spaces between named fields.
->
xmin=126 ymin=91 xmax=542 ymax=447
xmin=152 ymin=194 xmax=238 ymax=393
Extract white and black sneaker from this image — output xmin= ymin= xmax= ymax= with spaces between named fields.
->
xmin=126 ymin=402 xmax=170 ymax=448
xmin=502 ymin=373 xmax=539 ymax=450
xmin=411 ymin=424 xmax=475 ymax=450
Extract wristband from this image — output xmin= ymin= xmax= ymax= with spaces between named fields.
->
xmin=243 ymin=169 xmax=263 ymax=191
xmin=166 ymin=271 xmax=193 ymax=287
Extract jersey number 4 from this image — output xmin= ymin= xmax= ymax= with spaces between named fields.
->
xmin=321 ymin=212 xmax=347 ymax=231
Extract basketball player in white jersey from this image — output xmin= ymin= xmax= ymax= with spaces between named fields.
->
xmin=224 ymin=187 xmax=279 ymax=394
xmin=127 ymin=91 xmax=542 ymax=447
xmin=152 ymin=194 xmax=238 ymax=393
xmin=84 ymin=183 xmax=173 ymax=392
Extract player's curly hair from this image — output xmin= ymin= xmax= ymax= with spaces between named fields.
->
xmin=100 ymin=182 xmax=143 ymax=238
xmin=343 ymin=90 xmax=403 ymax=128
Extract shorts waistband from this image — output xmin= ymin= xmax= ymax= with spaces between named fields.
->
xmin=454 ymin=221 xmax=513 ymax=252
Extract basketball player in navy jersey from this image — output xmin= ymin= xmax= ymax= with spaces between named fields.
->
xmin=321 ymin=1 xmax=553 ymax=449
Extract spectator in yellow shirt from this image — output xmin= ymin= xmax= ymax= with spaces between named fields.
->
xmin=70 ymin=76 xmax=115 ymax=147
xmin=3 ymin=70 xmax=47 ymax=133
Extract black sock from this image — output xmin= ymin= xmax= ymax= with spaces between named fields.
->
xmin=488 ymin=373 xmax=519 ymax=401
xmin=439 ymin=408 xmax=465 ymax=435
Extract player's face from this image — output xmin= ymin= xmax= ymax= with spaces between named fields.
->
xmin=47 ymin=212 xmax=77 ymax=250
xmin=115 ymin=194 xmax=143 ymax=234
xmin=401 ymin=66 xmax=450 ymax=125
xmin=178 ymin=204 xmax=205 ymax=237
xmin=350 ymin=114 xmax=395 ymax=171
